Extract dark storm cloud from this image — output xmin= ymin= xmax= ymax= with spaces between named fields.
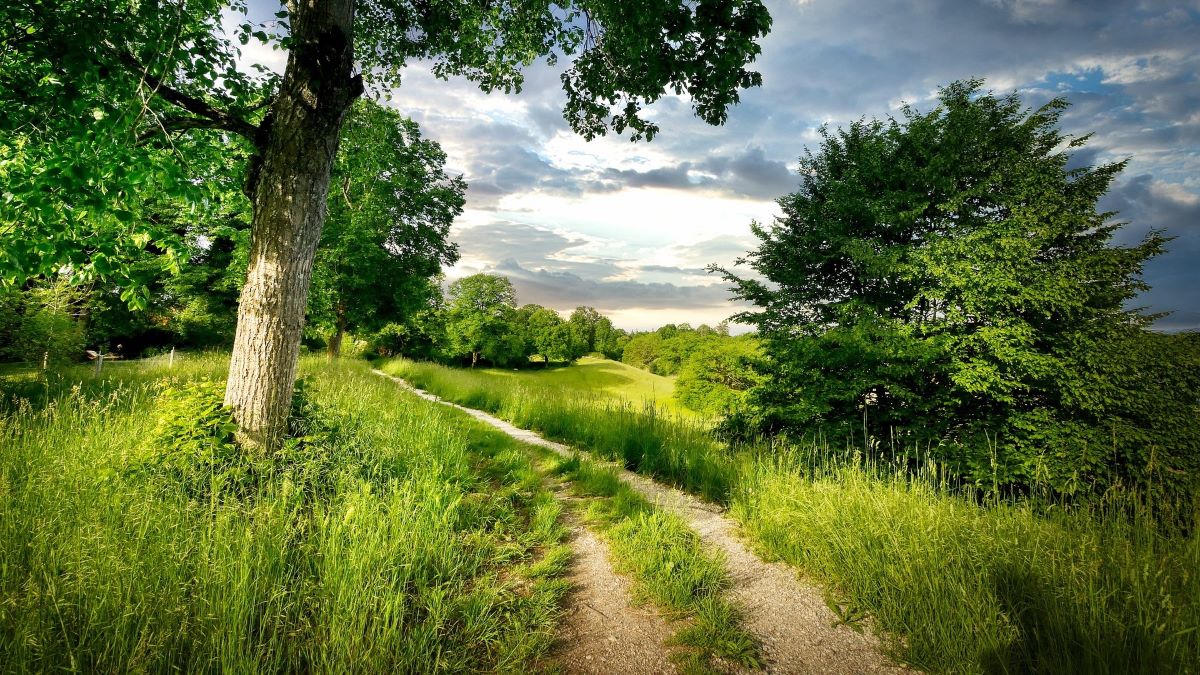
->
xmin=598 ymin=147 xmax=795 ymax=200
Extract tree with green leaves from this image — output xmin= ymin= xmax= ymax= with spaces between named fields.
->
xmin=515 ymin=304 xmax=573 ymax=365
xmin=0 ymin=280 xmax=87 ymax=365
xmin=309 ymin=100 xmax=463 ymax=358
xmin=674 ymin=335 xmax=760 ymax=416
xmin=445 ymin=274 xmax=522 ymax=368
xmin=566 ymin=306 xmax=601 ymax=358
xmin=717 ymin=80 xmax=1193 ymax=497
xmin=2 ymin=0 xmax=773 ymax=450
xmin=565 ymin=305 xmax=624 ymax=359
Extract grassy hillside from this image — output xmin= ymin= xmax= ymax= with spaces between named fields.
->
xmin=470 ymin=356 xmax=689 ymax=414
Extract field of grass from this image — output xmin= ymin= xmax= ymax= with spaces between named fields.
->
xmin=0 ymin=355 xmax=570 ymax=672
xmin=460 ymin=355 xmax=692 ymax=415
xmin=383 ymin=358 xmax=734 ymax=502
xmin=384 ymin=356 xmax=1200 ymax=674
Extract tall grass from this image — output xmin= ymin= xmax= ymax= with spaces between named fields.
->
xmin=735 ymin=458 xmax=1200 ymax=673
xmin=0 ymin=357 xmax=568 ymax=673
xmin=383 ymin=357 xmax=1200 ymax=674
xmin=382 ymin=359 xmax=739 ymax=503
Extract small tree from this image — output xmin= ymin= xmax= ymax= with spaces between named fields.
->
xmin=0 ymin=281 xmax=87 ymax=365
xmin=445 ymin=274 xmax=522 ymax=368
xmin=718 ymin=80 xmax=1190 ymax=497
xmin=518 ymin=304 xmax=572 ymax=366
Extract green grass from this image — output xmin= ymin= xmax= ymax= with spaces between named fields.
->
xmin=382 ymin=358 xmax=738 ymax=503
xmin=546 ymin=452 xmax=760 ymax=672
xmin=0 ymin=356 xmax=570 ymax=673
xmin=480 ymin=355 xmax=687 ymax=413
xmin=735 ymin=458 xmax=1200 ymax=673
xmin=383 ymin=356 xmax=1200 ymax=674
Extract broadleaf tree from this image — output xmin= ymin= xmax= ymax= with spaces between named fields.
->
xmin=2 ymin=0 xmax=773 ymax=450
xmin=716 ymin=81 xmax=1194 ymax=497
xmin=445 ymin=273 xmax=522 ymax=368
xmin=308 ymin=100 xmax=463 ymax=358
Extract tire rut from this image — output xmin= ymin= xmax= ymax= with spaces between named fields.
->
xmin=554 ymin=508 xmax=679 ymax=674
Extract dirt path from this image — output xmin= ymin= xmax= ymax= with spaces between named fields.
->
xmin=555 ymin=509 xmax=679 ymax=674
xmin=374 ymin=371 xmax=905 ymax=674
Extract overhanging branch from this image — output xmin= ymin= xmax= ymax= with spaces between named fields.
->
xmin=119 ymin=52 xmax=259 ymax=144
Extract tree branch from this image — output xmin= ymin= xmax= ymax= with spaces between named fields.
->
xmin=136 ymin=115 xmax=258 ymax=145
xmin=118 ymin=52 xmax=259 ymax=143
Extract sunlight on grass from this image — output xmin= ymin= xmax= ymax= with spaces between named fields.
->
xmin=383 ymin=356 xmax=1200 ymax=674
xmin=0 ymin=356 xmax=568 ymax=673
xmin=459 ymin=355 xmax=697 ymax=417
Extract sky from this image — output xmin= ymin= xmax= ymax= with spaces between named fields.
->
xmin=242 ymin=0 xmax=1200 ymax=333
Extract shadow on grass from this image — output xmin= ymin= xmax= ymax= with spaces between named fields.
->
xmin=981 ymin=564 xmax=1173 ymax=675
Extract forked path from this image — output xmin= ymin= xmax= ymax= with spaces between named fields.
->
xmin=373 ymin=371 xmax=905 ymax=674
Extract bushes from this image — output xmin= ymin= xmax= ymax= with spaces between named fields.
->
xmin=132 ymin=377 xmax=347 ymax=502
xmin=0 ymin=281 xmax=86 ymax=364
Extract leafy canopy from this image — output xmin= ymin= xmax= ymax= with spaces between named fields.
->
xmin=444 ymin=273 xmax=523 ymax=366
xmin=308 ymin=100 xmax=464 ymax=342
xmin=1 ymin=0 xmax=771 ymax=299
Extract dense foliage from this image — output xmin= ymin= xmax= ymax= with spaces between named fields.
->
xmin=310 ymin=100 xmax=464 ymax=357
xmin=439 ymin=274 xmax=627 ymax=368
xmin=622 ymin=323 xmax=759 ymax=416
xmin=0 ymin=101 xmax=460 ymax=362
xmin=718 ymin=80 xmax=1198 ymax=501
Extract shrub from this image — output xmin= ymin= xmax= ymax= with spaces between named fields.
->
xmin=132 ymin=377 xmax=345 ymax=501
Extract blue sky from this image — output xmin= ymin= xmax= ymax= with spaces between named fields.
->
xmin=243 ymin=0 xmax=1200 ymax=331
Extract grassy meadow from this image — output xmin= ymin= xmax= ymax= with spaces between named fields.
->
xmin=0 ymin=354 xmax=571 ymax=673
xmin=449 ymin=355 xmax=693 ymax=415
xmin=383 ymin=357 xmax=1200 ymax=674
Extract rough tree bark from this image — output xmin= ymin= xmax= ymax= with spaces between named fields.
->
xmin=224 ymin=0 xmax=361 ymax=451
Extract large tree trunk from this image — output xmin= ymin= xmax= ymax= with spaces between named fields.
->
xmin=224 ymin=0 xmax=360 ymax=452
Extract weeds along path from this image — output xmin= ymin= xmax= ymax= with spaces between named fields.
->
xmin=373 ymin=371 xmax=678 ymax=673
xmin=373 ymin=371 xmax=904 ymax=674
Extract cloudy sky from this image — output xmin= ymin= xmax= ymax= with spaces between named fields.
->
xmin=247 ymin=0 xmax=1200 ymax=332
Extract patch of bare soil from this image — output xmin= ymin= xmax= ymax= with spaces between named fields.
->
xmin=373 ymin=371 xmax=907 ymax=674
